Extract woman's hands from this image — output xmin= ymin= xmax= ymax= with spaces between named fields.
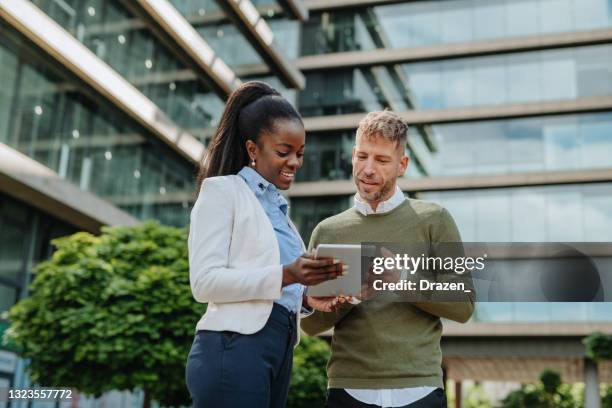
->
xmin=282 ymin=252 xmax=347 ymax=287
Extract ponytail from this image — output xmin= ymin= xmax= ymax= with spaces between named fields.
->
xmin=196 ymin=81 xmax=302 ymax=192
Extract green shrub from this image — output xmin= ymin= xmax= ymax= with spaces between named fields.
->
xmin=603 ymin=386 xmax=612 ymax=408
xmin=500 ymin=370 xmax=580 ymax=408
xmin=288 ymin=335 xmax=330 ymax=408
xmin=464 ymin=384 xmax=492 ymax=408
xmin=4 ymin=222 xmax=203 ymax=407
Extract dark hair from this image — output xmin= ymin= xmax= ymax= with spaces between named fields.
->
xmin=196 ymin=81 xmax=303 ymax=191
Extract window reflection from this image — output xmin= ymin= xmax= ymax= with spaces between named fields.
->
xmin=32 ymin=0 xmax=222 ymax=135
xmin=298 ymin=133 xmax=353 ymax=182
xmin=302 ymin=0 xmax=612 ymax=55
xmin=0 ymin=22 xmax=194 ymax=227
xmin=420 ymin=183 xmax=612 ymax=322
xmin=427 ymin=113 xmax=612 ymax=176
xmin=419 ymin=183 xmax=612 ymax=242
xmin=290 ymin=196 xmax=352 ymax=241
xmin=300 ymin=45 xmax=612 ymax=116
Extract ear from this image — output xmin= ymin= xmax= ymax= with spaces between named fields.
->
xmin=245 ymin=140 xmax=258 ymax=161
xmin=351 ymin=146 xmax=357 ymax=162
xmin=397 ymin=154 xmax=409 ymax=176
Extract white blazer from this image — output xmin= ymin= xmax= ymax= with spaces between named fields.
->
xmin=188 ymin=174 xmax=305 ymax=337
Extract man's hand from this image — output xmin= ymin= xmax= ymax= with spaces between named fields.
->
xmin=378 ymin=247 xmax=402 ymax=284
xmin=359 ymin=247 xmax=403 ymax=301
xmin=306 ymin=296 xmax=351 ymax=312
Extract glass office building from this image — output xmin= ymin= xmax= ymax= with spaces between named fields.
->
xmin=1 ymin=0 xmax=612 ymax=402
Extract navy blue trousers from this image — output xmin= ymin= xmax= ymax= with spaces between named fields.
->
xmin=186 ymin=304 xmax=297 ymax=408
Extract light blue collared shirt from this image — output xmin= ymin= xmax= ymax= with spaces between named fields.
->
xmin=238 ymin=167 xmax=304 ymax=314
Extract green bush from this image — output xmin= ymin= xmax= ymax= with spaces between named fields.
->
xmin=288 ymin=335 xmax=330 ymax=408
xmin=603 ymin=386 xmax=612 ymax=408
xmin=500 ymin=370 xmax=580 ymax=408
xmin=464 ymin=384 xmax=492 ymax=408
xmin=4 ymin=222 xmax=203 ymax=408
xmin=4 ymin=221 xmax=336 ymax=407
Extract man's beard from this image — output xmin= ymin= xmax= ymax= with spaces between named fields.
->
xmin=354 ymin=176 xmax=396 ymax=202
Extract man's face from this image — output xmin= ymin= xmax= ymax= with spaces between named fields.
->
xmin=352 ymin=133 xmax=409 ymax=208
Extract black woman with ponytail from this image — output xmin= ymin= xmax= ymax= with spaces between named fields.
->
xmin=186 ymin=81 xmax=344 ymax=408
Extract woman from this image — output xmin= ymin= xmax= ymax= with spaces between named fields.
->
xmin=186 ymin=81 xmax=343 ymax=408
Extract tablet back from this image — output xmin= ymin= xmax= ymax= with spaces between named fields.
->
xmin=308 ymin=244 xmax=374 ymax=297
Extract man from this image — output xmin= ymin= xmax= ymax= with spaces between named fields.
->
xmin=302 ymin=110 xmax=474 ymax=408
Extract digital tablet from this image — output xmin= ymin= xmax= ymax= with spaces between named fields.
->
xmin=308 ymin=244 xmax=372 ymax=297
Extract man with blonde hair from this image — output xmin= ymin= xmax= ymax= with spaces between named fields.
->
xmin=303 ymin=110 xmax=474 ymax=408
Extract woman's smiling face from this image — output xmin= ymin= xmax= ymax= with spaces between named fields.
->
xmin=246 ymin=119 xmax=305 ymax=190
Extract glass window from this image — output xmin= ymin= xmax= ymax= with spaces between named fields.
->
xmin=169 ymin=0 xmax=220 ymax=16
xmin=400 ymin=2 xmax=441 ymax=48
xmin=473 ymin=1 xmax=505 ymax=42
xmin=303 ymin=45 xmax=612 ymax=116
xmin=541 ymin=50 xmax=576 ymax=101
xmin=473 ymin=56 xmax=506 ymax=106
xmin=576 ymin=46 xmax=612 ymax=98
xmin=505 ymin=1 xmax=539 ymax=37
xmin=539 ymin=0 xmax=573 ymax=34
xmin=440 ymin=0 xmax=472 ymax=44
xmin=506 ymin=53 xmax=540 ymax=103
xmin=405 ymin=62 xmax=442 ymax=110
xmin=440 ymin=59 xmax=473 ymax=109
xmin=574 ymin=0 xmax=611 ymax=30
xmin=0 ymin=222 xmax=27 ymax=284
xmin=0 ymin=285 xmax=17 ymax=314
xmin=511 ymin=188 xmax=548 ymax=241
xmin=475 ymin=302 xmax=612 ymax=322
xmin=419 ymin=183 xmax=612 ymax=242
xmin=298 ymin=132 xmax=353 ymax=182
xmin=33 ymin=0 xmax=223 ymax=135
xmin=0 ymin=44 xmax=18 ymax=144
xmin=581 ymin=114 xmax=612 ymax=169
xmin=290 ymin=196 xmax=352 ymax=241
xmin=298 ymin=69 xmax=382 ymax=116
xmin=542 ymin=116 xmax=580 ymax=171
xmin=302 ymin=0 xmax=612 ymax=55
xmin=0 ymin=23 xmax=195 ymax=227
xmin=198 ymin=24 xmax=265 ymax=67
xmin=424 ymin=113 xmax=612 ymax=177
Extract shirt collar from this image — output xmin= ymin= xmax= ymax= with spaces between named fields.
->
xmin=238 ymin=166 xmax=272 ymax=197
xmin=354 ymin=186 xmax=406 ymax=216
xmin=238 ymin=166 xmax=288 ymax=212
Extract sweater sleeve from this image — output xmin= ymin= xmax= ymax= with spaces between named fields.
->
xmin=301 ymin=223 xmax=356 ymax=335
xmin=188 ymin=178 xmax=283 ymax=304
xmin=411 ymin=208 xmax=475 ymax=323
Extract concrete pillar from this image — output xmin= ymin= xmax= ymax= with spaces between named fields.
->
xmin=455 ymin=380 xmax=462 ymax=408
xmin=584 ymin=358 xmax=600 ymax=408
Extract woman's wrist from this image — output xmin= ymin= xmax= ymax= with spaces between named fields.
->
xmin=282 ymin=264 xmax=295 ymax=287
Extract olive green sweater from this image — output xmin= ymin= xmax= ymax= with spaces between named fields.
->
xmin=301 ymin=199 xmax=474 ymax=389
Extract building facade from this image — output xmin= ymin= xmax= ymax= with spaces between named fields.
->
xmin=1 ymin=0 xmax=612 ymax=405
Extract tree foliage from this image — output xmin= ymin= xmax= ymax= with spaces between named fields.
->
xmin=500 ymin=370 xmax=581 ymax=408
xmin=464 ymin=384 xmax=492 ymax=408
xmin=5 ymin=222 xmax=204 ymax=407
xmin=584 ymin=332 xmax=612 ymax=361
xmin=603 ymin=386 xmax=612 ymax=408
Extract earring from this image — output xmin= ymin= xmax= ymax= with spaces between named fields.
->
xmin=250 ymin=158 xmax=256 ymax=167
